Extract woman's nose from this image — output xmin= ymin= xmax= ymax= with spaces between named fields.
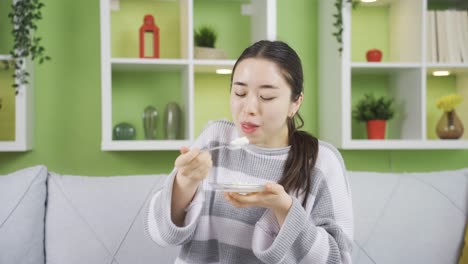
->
xmin=243 ymin=95 xmax=259 ymax=115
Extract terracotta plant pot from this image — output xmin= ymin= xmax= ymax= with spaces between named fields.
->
xmin=366 ymin=120 xmax=386 ymax=139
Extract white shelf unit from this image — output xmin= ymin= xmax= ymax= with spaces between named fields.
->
xmin=318 ymin=0 xmax=468 ymax=149
xmin=0 ymin=55 xmax=34 ymax=152
xmin=100 ymin=0 xmax=276 ymax=151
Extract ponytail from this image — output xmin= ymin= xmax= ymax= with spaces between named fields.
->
xmin=279 ymin=113 xmax=318 ymax=208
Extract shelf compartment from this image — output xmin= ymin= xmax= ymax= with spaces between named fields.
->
xmin=343 ymin=139 xmax=468 ymax=149
xmin=108 ymin=66 xmax=190 ymax=148
xmin=0 ymin=67 xmax=16 ymax=142
xmin=351 ymin=62 xmax=421 ymax=73
xmin=426 ymin=66 xmax=468 ymax=140
xmin=0 ymin=0 xmax=34 ymax=152
xmin=0 ymin=61 xmax=33 ymax=151
xmin=194 ymin=72 xmax=231 ymax=136
xmin=0 ymin=1 xmax=13 ymax=55
xmin=350 ymin=67 xmax=423 ymax=141
xmin=110 ymin=0 xmax=189 ymax=59
xmin=0 ymin=55 xmax=13 ymax=61
xmin=351 ymin=0 xmax=423 ymax=63
xmin=425 ymin=9 xmax=468 ymax=64
xmin=193 ymin=0 xmax=275 ymax=60
xmin=111 ymin=58 xmax=189 ymax=71
xmin=102 ymin=139 xmax=191 ymax=151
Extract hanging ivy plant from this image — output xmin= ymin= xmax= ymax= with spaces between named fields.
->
xmin=333 ymin=0 xmax=359 ymax=53
xmin=3 ymin=0 xmax=50 ymax=93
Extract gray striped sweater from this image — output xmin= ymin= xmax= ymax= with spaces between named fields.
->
xmin=147 ymin=121 xmax=353 ymax=263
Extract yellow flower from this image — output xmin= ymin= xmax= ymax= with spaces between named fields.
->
xmin=436 ymin=94 xmax=463 ymax=112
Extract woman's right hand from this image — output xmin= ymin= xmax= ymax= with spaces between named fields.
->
xmin=174 ymin=146 xmax=212 ymax=188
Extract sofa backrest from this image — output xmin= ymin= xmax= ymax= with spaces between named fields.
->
xmin=45 ymin=172 xmax=180 ymax=264
xmin=349 ymin=169 xmax=468 ymax=264
xmin=1 ymin=166 xmax=467 ymax=264
xmin=0 ymin=166 xmax=48 ymax=264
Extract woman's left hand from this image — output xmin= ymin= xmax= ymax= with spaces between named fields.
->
xmin=224 ymin=183 xmax=293 ymax=224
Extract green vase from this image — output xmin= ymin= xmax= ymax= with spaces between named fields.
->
xmin=113 ymin=122 xmax=136 ymax=140
xmin=164 ymin=102 xmax=181 ymax=139
xmin=142 ymin=105 xmax=158 ymax=139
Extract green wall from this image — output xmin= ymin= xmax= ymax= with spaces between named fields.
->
xmin=0 ymin=1 xmax=13 ymax=54
xmin=0 ymin=0 xmax=467 ymax=175
xmin=351 ymin=6 xmax=389 ymax=62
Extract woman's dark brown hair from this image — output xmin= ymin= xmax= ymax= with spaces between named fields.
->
xmin=231 ymin=40 xmax=319 ymax=207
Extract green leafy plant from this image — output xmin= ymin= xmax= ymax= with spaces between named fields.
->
xmin=194 ymin=25 xmax=217 ymax=48
xmin=3 ymin=0 xmax=50 ymax=93
xmin=353 ymin=94 xmax=395 ymax=122
xmin=333 ymin=0 xmax=359 ymax=53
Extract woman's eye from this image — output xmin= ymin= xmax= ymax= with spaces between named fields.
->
xmin=260 ymin=96 xmax=275 ymax=101
xmin=235 ymin=93 xmax=246 ymax=97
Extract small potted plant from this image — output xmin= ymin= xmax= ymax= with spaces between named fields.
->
xmin=352 ymin=93 xmax=395 ymax=139
xmin=194 ymin=25 xmax=227 ymax=60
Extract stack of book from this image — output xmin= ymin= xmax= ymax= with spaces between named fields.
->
xmin=427 ymin=10 xmax=468 ymax=63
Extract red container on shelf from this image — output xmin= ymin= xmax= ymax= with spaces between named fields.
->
xmin=366 ymin=49 xmax=382 ymax=62
xmin=139 ymin=14 xmax=160 ymax=58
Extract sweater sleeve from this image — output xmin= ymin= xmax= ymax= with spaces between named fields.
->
xmin=146 ymin=122 xmax=225 ymax=246
xmin=252 ymin=144 xmax=354 ymax=264
xmin=146 ymin=168 xmax=205 ymax=246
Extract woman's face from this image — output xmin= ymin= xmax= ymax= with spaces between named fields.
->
xmin=230 ymin=58 xmax=302 ymax=148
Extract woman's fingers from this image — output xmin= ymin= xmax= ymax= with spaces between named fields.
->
xmin=224 ymin=192 xmax=247 ymax=208
xmin=179 ymin=146 xmax=190 ymax=154
xmin=224 ymin=183 xmax=288 ymax=209
xmin=264 ymin=183 xmax=284 ymax=194
xmin=175 ymin=148 xmax=212 ymax=181
xmin=174 ymin=147 xmax=200 ymax=167
xmin=225 ymin=192 xmax=260 ymax=207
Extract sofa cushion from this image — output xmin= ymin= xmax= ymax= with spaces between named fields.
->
xmin=45 ymin=172 xmax=180 ymax=264
xmin=0 ymin=165 xmax=48 ymax=264
xmin=349 ymin=169 xmax=468 ymax=264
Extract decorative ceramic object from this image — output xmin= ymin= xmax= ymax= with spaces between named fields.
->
xmin=164 ymin=102 xmax=181 ymax=139
xmin=139 ymin=14 xmax=160 ymax=58
xmin=366 ymin=49 xmax=382 ymax=62
xmin=143 ymin=105 xmax=158 ymax=139
xmin=113 ymin=122 xmax=136 ymax=140
xmin=436 ymin=110 xmax=464 ymax=139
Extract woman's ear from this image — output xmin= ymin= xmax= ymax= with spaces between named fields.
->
xmin=290 ymin=92 xmax=304 ymax=116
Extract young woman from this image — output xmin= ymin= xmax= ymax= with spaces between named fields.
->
xmin=147 ymin=40 xmax=353 ymax=263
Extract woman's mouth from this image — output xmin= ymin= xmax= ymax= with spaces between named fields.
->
xmin=241 ymin=122 xmax=259 ymax=134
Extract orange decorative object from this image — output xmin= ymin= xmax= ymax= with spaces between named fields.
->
xmin=139 ymin=14 xmax=159 ymax=58
xmin=366 ymin=49 xmax=382 ymax=62
xmin=366 ymin=120 xmax=386 ymax=139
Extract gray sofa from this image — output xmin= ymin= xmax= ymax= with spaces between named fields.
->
xmin=0 ymin=165 xmax=467 ymax=264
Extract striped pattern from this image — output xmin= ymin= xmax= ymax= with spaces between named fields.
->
xmin=148 ymin=121 xmax=353 ymax=263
